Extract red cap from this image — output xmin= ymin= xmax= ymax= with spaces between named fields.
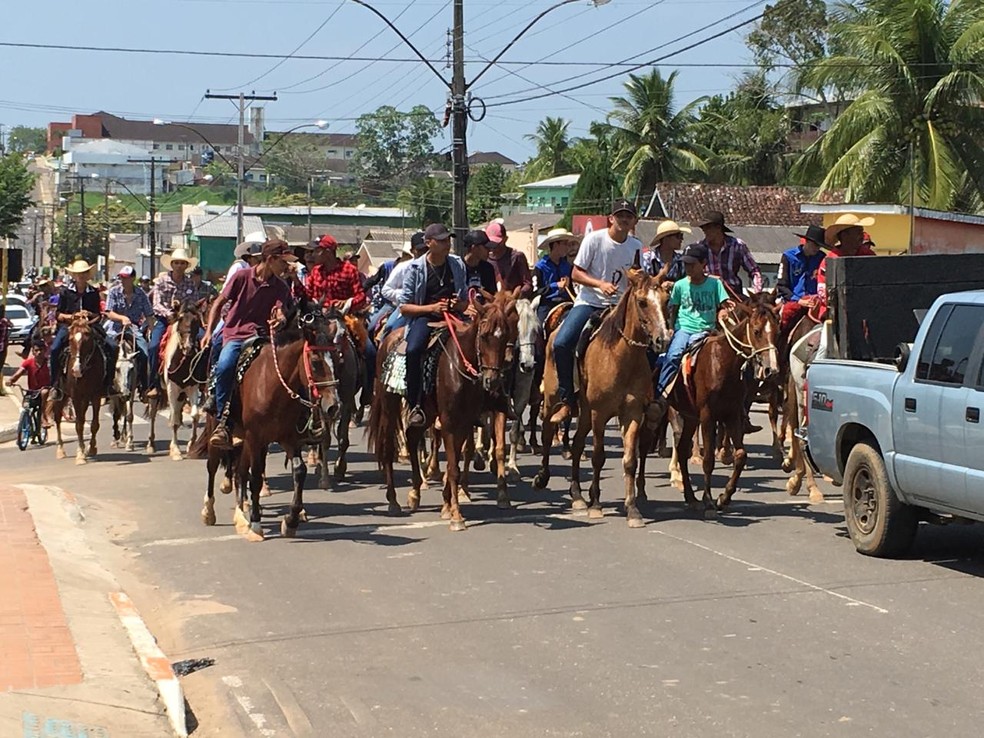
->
xmin=317 ymin=234 xmax=338 ymax=250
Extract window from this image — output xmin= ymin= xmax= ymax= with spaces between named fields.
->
xmin=152 ymin=143 xmax=160 ymax=150
xmin=165 ymin=144 xmax=173 ymax=151
xmin=918 ymin=305 xmax=984 ymax=385
xmin=345 ymin=150 xmax=353 ymax=159
xmin=189 ymin=144 xmax=195 ymax=151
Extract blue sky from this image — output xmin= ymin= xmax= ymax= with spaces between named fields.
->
xmin=1 ymin=0 xmax=763 ymax=161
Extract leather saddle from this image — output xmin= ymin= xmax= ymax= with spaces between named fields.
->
xmin=572 ymin=307 xmax=612 ymax=391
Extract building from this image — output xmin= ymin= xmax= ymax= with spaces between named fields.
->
xmin=520 ymin=174 xmax=580 ymax=212
xmin=58 ymin=140 xmax=167 ymax=196
xmin=784 ymin=98 xmax=850 ymax=152
xmin=200 ymin=204 xmax=408 ymax=229
xmin=262 ymin=130 xmax=359 ymax=185
xmin=184 ymin=214 xmax=266 ymax=279
xmin=468 ymin=151 xmax=519 ymax=172
xmin=356 ymin=240 xmax=405 ymax=275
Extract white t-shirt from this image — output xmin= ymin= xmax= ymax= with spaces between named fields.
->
xmin=382 ymin=259 xmax=413 ymax=305
xmin=573 ymin=229 xmax=642 ymax=307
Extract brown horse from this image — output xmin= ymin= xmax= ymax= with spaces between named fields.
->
xmin=368 ymin=290 xmax=519 ymax=530
xmin=535 ymin=263 xmax=674 ymax=527
xmin=669 ymin=301 xmax=781 ymax=514
xmin=51 ymin=311 xmax=106 ymax=464
xmin=207 ymin=298 xmax=341 ymax=541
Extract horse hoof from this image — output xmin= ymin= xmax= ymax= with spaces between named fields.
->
xmin=56 ymin=448 xmax=66 ymax=460
xmin=627 ymin=516 xmax=645 ymax=529
xmin=220 ymin=478 xmax=232 ymax=495
xmin=201 ymin=507 xmax=216 ymax=526
xmin=516 ymin=442 xmax=528 ymax=454
xmin=808 ymin=487 xmax=825 ymax=505
xmin=145 ymin=445 xmax=154 ymax=455
xmin=571 ymin=498 xmax=588 ymax=512
xmin=781 ymin=459 xmax=794 ymax=473
xmin=532 ymin=470 xmax=549 ymax=490
xmin=497 ymin=498 xmax=512 ymax=510
xmin=506 ymin=467 xmax=521 ymax=482
xmin=449 ymin=519 xmax=467 ymax=532
xmin=170 ymin=452 xmax=183 ymax=461
xmin=473 ymin=457 xmax=486 ymax=472
xmin=636 ymin=493 xmax=649 ymax=505
xmin=125 ymin=442 xmax=134 ymax=452
xmin=704 ymin=507 xmax=718 ymax=520
xmin=387 ymin=502 xmax=403 ymax=516
xmin=281 ymin=519 xmax=297 ymax=538
xmin=561 ymin=449 xmax=572 ymax=460
xmin=587 ymin=506 xmax=603 ymax=519
xmin=457 ymin=490 xmax=472 ymax=503
xmin=260 ymin=483 xmax=272 ymax=498
xmin=75 ymin=455 xmax=87 ymax=466
xmin=233 ymin=506 xmax=250 ymax=534
xmin=298 ymin=509 xmax=308 ymax=523
xmin=245 ymin=523 xmax=265 ymax=542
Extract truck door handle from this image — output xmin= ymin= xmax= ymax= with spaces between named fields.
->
xmin=968 ymin=407 xmax=980 ymax=424
xmin=904 ymin=398 xmax=917 ymax=412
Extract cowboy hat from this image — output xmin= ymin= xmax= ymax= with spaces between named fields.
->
xmin=234 ymin=230 xmax=267 ymax=258
xmin=64 ymin=259 xmax=96 ymax=275
xmin=794 ymin=224 xmax=827 ymax=248
xmin=697 ymin=210 xmax=733 ymax=233
xmin=161 ymin=247 xmax=198 ymax=271
xmin=824 ymin=213 xmax=875 ymax=246
xmin=651 ymin=219 xmax=692 ymax=244
xmin=540 ymin=228 xmax=578 ymax=250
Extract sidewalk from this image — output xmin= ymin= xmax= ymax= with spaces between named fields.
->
xmin=0 ymin=354 xmax=23 ymax=443
xmin=0 ymin=483 xmax=178 ymax=736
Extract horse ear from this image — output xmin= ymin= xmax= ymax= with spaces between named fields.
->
xmin=479 ymin=289 xmax=495 ymax=304
xmin=197 ymin=298 xmax=208 ymax=311
xmin=171 ymin=298 xmax=181 ymax=312
xmin=653 ymin=260 xmax=671 ymax=285
xmin=631 ymin=249 xmax=641 ymax=270
xmin=511 ymin=285 xmax=522 ymax=300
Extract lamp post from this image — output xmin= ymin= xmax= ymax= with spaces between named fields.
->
xmin=64 ymin=172 xmax=99 ymax=256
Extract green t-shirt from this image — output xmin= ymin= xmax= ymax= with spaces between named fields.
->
xmin=670 ymin=276 xmax=729 ymax=334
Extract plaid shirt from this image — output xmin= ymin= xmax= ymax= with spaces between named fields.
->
xmin=305 ymin=259 xmax=367 ymax=310
xmin=105 ymin=284 xmax=153 ymax=337
xmin=190 ymin=279 xmax=218 ymax=303
xmin=699 ymin=235 xmax=762 ymax=294
xmin=151 ymin=272 xmax=197 ymax=319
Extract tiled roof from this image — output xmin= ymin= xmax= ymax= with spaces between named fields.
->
xmin=95 ymin=111 xmax=251 ymax=146
xmin=468 ymin=151 xmax=518 ymax=166
xmin=365 ymin=227 xmax=414 ymax=242
xmin=273 ymin=224 xmax=365 ymax=246
xmin=500 ymin=212 xmax=564 ymax=233
xmin=649 ymin=182 xmax=846 ymax=226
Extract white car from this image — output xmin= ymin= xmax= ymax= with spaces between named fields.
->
xmin=5 ymin=303 xmax=37 ymax=345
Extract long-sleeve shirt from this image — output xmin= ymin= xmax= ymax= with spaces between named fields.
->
xmin=151 ymin=272 xmax=197 ymax=320
xmin=104 ymin=284 xmax=153 ymax=337
xmin=488 ymin=247 xmax=532 ymax=298
xmin=305 ymin=259 xmax=368 ymax=311
xmin=532 ymin=255 xmax=573 ymax=304
xmin=640 ymin=248 xmax=686 ymax=282
xmin=382 ymin=259 xmax=413 ymax=305
xmin=699 ymin=235 xmax=762 ymax=295
xmin=776 ymin=245 xmax=826 ymax=303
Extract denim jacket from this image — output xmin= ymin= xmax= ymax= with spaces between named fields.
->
xmin=399 ymin=254 xmax=468 ymax=306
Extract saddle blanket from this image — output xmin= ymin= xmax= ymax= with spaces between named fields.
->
xmin=380 ymin=331 xmax=446 ymax=397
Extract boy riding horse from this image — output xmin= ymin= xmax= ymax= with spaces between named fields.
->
xmin=776 ymin=224 xmax=826 ymax=340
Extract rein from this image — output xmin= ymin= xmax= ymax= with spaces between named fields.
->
xmin=442 ymin=311 xmax=480 ymax=378
xmin=269 ymin=317 xmax=338 ymax=409
xmin=721 ymin=319 xmax=777 ymax=362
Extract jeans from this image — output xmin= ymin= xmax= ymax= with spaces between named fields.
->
xmin=148 ymin=320 xmax=167 ymax=390
xmin=49 ymin=326 xmax=68 ymax=385
xmin=383 ymin=307 xmax=408 ymax=336
xmin=551 ymin=303 xmax=600 ymax=403
xmin=656 ymin=330 xmax=705 ymax=395
xmin=404 ymin=317 xmax=433 ymax=408
xmin=368 ymin=304 xmax=394 ymax=334
xmin=363 ymin=336 xmax=377 ymax=397
xmin=208 ymin=330 xmax=223 ymax=371
xmin=214 ymin=339 xmax=245 ymax=421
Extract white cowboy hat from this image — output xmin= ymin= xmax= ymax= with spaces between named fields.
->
xmin=234 ymin=230 xmax=267 ymax=258
xmin=540 ymin=228 xmax=578 ymax=250
xmin=161 ymin=247 xmax=198 ymax=271
xmin=651 ymin=219 xmax=692 ymax=244
xmin=824 ymin=213 xmax=875 ymax=246
xmin=64 ymin=259 xmax=96 ymax=275
xmin=395 ymin=242 xmax=416 ymax=258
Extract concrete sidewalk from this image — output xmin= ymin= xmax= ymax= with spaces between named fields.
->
xmin=1 ymin=353 xmax=25 ymax=443
xmin=0 ymin=483 xmax=178 ymax=737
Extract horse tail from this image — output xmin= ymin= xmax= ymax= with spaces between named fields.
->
xmin=188 ymin=413 xmax=214 ymax=459
xmin=366 ymin=386 xmax=400 ymax=468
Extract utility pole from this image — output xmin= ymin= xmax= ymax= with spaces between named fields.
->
xmin=307 ymin=176 xmax=313 ymax=243
xmin=451 ymin=0 xmax=468 ymax=251
xmin=204 ymin=91 xmax=278 ymax=243
xmin=128 ymin=157 xmax=162 ymax=276
xmin=31 ymin=211 xmax=38 ymax=271
xmin=103 ymin=178 xmax=112 ymax=281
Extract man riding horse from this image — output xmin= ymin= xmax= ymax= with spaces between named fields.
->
xmin=148 ymin=248 xmax=199 ymax=398
xmin=532 ymin=228 xmax=577 ymax=325
xmin=776 ymin=224 xmax=826 ymax=341
xmin=104 ymin=265 xmax=153 ymax=396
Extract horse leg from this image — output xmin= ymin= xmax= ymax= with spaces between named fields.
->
xmin=493 ymin=410 xmax=510 ymax=509
xmin=74 ymin=398 xmax=87 ymax=465
xmin=715 ymin=421 xmax=734 ymax=467
xmin=472 ymin=423 xmax=487 ymax=472
xmin=699 ymin=412 xmax=718 ymax=516
xmin=110 ymin=399 xmax=121 ymax=448
xmin=586 ymin=412 xmax=607 ymax=519
xmin=528 ymin=393 xmax=541 ymax=456
xmin=636 ymin=417 xmax=654 ymax=505
xmin=186 ymin=387 xmax=201 ymax=455
xmin=568 ymin=413 xmax=591 ymax=512
xmin=678 ymin=416 xmax=700 ymax=511
xmin=320 ymin=426 xmax=333 ymax=491
xmin=507 ymin=407 xmax=521 ymax=482
xmin=622 ymin=412 xmax=644 ymax=528
xmin=533 ymin=413 xmax=554 ymax=490
xmin=145 ymin=398 xmax=156 ymax=454
xmin=335 ymin=404 xmax=352 ymax=482
xmin=443 ymin=430 xmax=466 ymax=531
xmin=458 ymin=433 xmax=473 ymax=503
xmin=281 ymin=452 xmax=307 ymax=537
xmin=768 ymin=388 xmax=784 ymax=460
xmin=406 ymin=426 xmax=425 ymax=513
xmin=124 ymin=395 xmax=135 ymax=451
xmin=718 ymin=415 xmax=749 ymax=511
xmin=202 ymin=450 xmax=219 ymax=526
xmin=87 ymin=399 xmax=100 ymax=459
xmin=242 ymin=444 xmax=265 ymax=542
xmin=169 ymin=386 xmax=184 ymax=460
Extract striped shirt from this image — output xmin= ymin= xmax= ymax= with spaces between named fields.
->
xmin=699 ymin=236 xmax=762 ymax=294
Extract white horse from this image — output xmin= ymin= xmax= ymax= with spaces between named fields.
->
xmin=505 ymin=298 xmax=541 ymax=480
xmin=109 ymin=327 xmax=140 ymax=452
xmin=782 ymin=323 xmax=825 ymax=503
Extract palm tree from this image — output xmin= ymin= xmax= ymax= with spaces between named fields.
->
xmin=794 ymin=0 xmax=984 ymax=210
xmin=524 ymin=117 xmax=573 ymax=180
xmin=607 ymin=69 xmax=709 ymax=201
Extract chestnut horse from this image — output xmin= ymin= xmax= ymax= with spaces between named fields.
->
xmin=535 ymin=262 xmax=673 ymax=527
xmin=51 ymin=311 xmax=106 ymax=464
xmin=669 ymin=301 xmax=781 ymax=514
xmin=368 ymin=289 xmax=519 ymax=530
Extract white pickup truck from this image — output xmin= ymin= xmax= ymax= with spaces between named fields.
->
xmin=805 ymin=291 xmax=984 ymax=557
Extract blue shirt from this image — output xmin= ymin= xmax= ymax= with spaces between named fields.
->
xmin=532 ymin=255 xmax=573 ymax=303
xmin=105 ymin=283 xmax=153 ymax=337
xmin=777 ymin=245 xmax=826 ymax=302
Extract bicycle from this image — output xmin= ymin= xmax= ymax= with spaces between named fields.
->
xmin=15 ymin=387 xmax=48 ymax=451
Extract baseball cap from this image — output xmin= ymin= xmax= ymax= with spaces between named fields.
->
xmin=191 ymin=265 xmax=203 ymax=275
xmin=611 ymin=199 xmax=638 ymax=216
xmin=117 ymin=265 xmax=136 ymax=279
xmin=424 ymin=223 xmax=452 ymax=241
xmin=317 ymin=233 xmax=338 ymax=250
xmin=485 ymin=222 xmax=507 ymax=244
xmin=409 ymin=231 xmax=427 ymax=251
xmin=262 ymin=240 xmax=298 ymax=261
xmin=463 ymin=230 xmax=491 ymax=249
xmin=681 ymin=243 xmax=709 ymax=264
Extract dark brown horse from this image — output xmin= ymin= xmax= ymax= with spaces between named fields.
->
xmin=669 ymin=301 xmax=781 ymax=514
xmin=368 ymin=290 xmax=519 ymax=531
xmin=51 ymin=311 xmax=106 ymax=464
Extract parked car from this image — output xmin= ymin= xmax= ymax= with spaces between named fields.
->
xmin=4 ymin=303 xmax=37 ymax=346
xmin=805 ymin=290 xmax=984 ymax=557
xmin=5 ymin=293 xmax=30 ymax=312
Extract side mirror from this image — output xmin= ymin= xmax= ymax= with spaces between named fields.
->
xmin=894 ymin=342 xmax=911 ymax=373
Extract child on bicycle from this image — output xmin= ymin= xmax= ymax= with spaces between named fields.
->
xmin=6 ymin=340 xmax=53 ymax=427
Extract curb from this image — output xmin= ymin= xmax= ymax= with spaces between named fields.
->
xmin=110 ymin=592 xmax=188 ymax=738
xmin=0 ymin=423 xmax=16 ymax=444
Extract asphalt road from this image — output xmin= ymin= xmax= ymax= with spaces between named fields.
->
xmin=4 ymin=407 xmax=984 ymax=738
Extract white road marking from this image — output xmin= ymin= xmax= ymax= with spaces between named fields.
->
xmin=222 ymin=675 xmax=276 ymax=736
xmin=653 ymin=530 xmax=888 ymax=614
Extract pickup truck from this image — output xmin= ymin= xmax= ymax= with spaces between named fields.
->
xmin=805 ymin=290 xmax=984 ymax=557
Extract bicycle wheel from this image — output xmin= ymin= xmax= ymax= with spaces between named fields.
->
xmin=35 ymin=409 xmax=48 ymax=445
xmin=16 ymin=410 xmax=30 ymax=451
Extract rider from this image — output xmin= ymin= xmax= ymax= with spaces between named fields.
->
xmin=400 ymin=222 xmax=468 ymax=428
xmin=776 ymin=224 xmax=826 ymax=337
xmin=485 ymin=221 xmax=532 ymax=297
xmin=641 ymin=220 xmax=689 ymax=282
xmin=189 ymin=265 xmax=218 ymax=303
xmin=653 ymin=244 xmax=732 ymax=412
xmin=532 ymin=228 xmax=577 ymax=325
xmin=104 ymin=265 xmax=154 ymax=395
xmin=147 ymin=248 xmax=198 ymax=398
xmin=815 ymin=213 xmax=877 ymax=321
xmin=48 ymin=259 xmax=115 ymax=397
xmin=380 ymin=230 xmax=427 ymax=337
xmin=549 ymin=199 xmax=642 ymax=424
xmin=367 ymin=242 xmax=414 ymax=333
xmin=462 ymin=229 xmax=497 ymax=295
xmin=695 ymin=210 xmax=762 ymax=297
xmin=201 ymin=240 xmax=297 ymax=451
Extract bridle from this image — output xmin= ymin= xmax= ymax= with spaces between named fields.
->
xmin=721 ymin=315 xmax=779 ymax=372
xmin=68 ymin=313 xmax=101 ymax=376
xmin=270 ymin=309 xmax=339 ymax=409
xmin=442 ymin=306 xmax=515 ymax=388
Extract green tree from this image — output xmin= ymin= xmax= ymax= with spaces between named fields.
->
xmin=523 ymin=117 xmax=574 ymax=181
xmin=794 ymin=0 xmax=984 ymax=210
xmin=560 ymin=125 xmax=621 ymax=227
xmin=747 ymin=0 xmax=828 ymax=70
xmin=608 ymin=70 xmax=709 ymax=200
xmin=0 ymin=154 xmax=35 ymax=239
xmin=397 ymin=176 xmax=452 ymax=228
xmin=6 ymin=126 xmax=47 ymax=154
xmin=263 ymin=137 xmax=327 ymax=192
xmin=52 ymin=200 xmax=134 ymax=268
xmin=352 ymin=105 xmax=441 ymax=195
xmin=467 ymin=163 xmax=507 ymax=223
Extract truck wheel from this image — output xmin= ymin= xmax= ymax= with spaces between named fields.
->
xmin=843 ymin=443 xmax=917 ymax=558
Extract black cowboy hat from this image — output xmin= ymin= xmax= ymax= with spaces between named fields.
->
xmin=794 ymin=224 xmax=827 ymax=247
xmin=697 ymin=210 xmax=733 ymax=234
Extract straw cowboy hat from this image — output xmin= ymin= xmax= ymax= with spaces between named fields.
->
xmin=651 ymin=219 xmax=692 ymax=244
xmin=161 ymin=247 xmax=198 ymax=271
xmin=540 ymin=228 xmax=578 ymax=250
xmin=234 ymin=230 xmax=268 ymax=258
xmin=64 ymin=259 xmax=96 ymax=275
xmin=824 ymin=213 xmax=875 ymax=246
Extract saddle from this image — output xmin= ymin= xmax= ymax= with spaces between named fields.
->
xmin=572 ymin=307 xmax=612 ymax=391
xmin=236 ymin=335 xmax=268 ymax=382
xmin=544 ymin=302 xmax=572 ymax=337
xmin=665 ymin=334 xmax=710 ymax=403
xmin=380 ymin=327 xmax=450 ymax=397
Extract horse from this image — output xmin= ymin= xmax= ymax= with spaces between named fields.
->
xmin=148 ymin=300 xmax=209 ymax=460
xmin=109 ymin=326 xmax=141 ymax=452
xmin=505 ymin=298 xmax=542 ymax=480
xmin=51 ymin=311 xmax=106 ymax=464
xmin=368 ymin=289 xmax=519 ymax=530
xmin=668 ymin=300 xmax=781 ymax=514
xmin=526 ymin=301 xmax=575 ymax=459
xmin=535 ymin=261 xmax=673 ymax=527
xmin=780 ymin=315 xmax=825 ymax=503
xmin=208 ymin=298 xmax=341 ymax=541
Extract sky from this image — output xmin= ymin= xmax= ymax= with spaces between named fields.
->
xmin=1 ymin=0 xmax=765 ymax=162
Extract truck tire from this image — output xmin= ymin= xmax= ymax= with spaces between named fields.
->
xmin=842 ymin=443 xmax=918 ymax=558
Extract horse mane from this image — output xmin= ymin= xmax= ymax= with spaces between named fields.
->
xmin=273 ymin=298 xmax=314 ymax=347
xmin=595 ymin=289 xmax=631 ymax=348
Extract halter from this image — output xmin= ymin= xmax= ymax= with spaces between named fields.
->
xmin=721 ymin=319 xmax=779 ymax=367
xmin=270 ymin=310 xmax=339 ymax=409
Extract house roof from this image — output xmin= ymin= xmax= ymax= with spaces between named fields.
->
xmin=272 ymin=224 xmax=365 ymax=246
xmin=94 ymin=111 xmax=252 ymax=146
xmin=365 ymin=227 xmax=414 ymax=242
xmin=186 ymin=214 xmax=265 ymax=239
xmin=520 ymin=174 xmax=580 ymax=189
xmin=648 ymin=182 xmax=845 ymax=226
xmin=359 ymin=240 xmax=405 ymax=262
xmin=500 ymin=212 xmax=564 ymax=233
xmin=800 ymin=202 xmax=984 ymax=227
xmin=202 ymin=204 xmax=406 ymax=219
xmin=468 ymin=151 xmax=518 ymax=166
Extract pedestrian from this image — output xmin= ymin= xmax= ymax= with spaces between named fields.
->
xmin=695 ymin=210 xmax=762 ymax=297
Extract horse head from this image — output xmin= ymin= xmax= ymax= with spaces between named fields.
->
xmin=291 ymin=299 xmax=339 ymax=417
xmin=472 ymin=290 xmax=520 ymax=393
xmin=513 ymin=297 xmax=541 ymax=374
xmin=629 ymin=263 xmax=674 ymax=352
xmin=68 ymin=311 xmax=100 ymax=378
xmin=745 ymin=304 xmax=781 ymax=381
xmin=172 ymin=300 xmax=205 ymax=355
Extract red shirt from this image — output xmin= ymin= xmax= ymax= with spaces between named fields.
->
xmin=305 ymin=259 xmax=367 ymax=311
xmin=20 ymin=355 xmax=51 ymax=390
xmin=816 ymin=244 xmax=876 ymax=319
xmin=220 ymin=266 xmax=293 ymax=343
